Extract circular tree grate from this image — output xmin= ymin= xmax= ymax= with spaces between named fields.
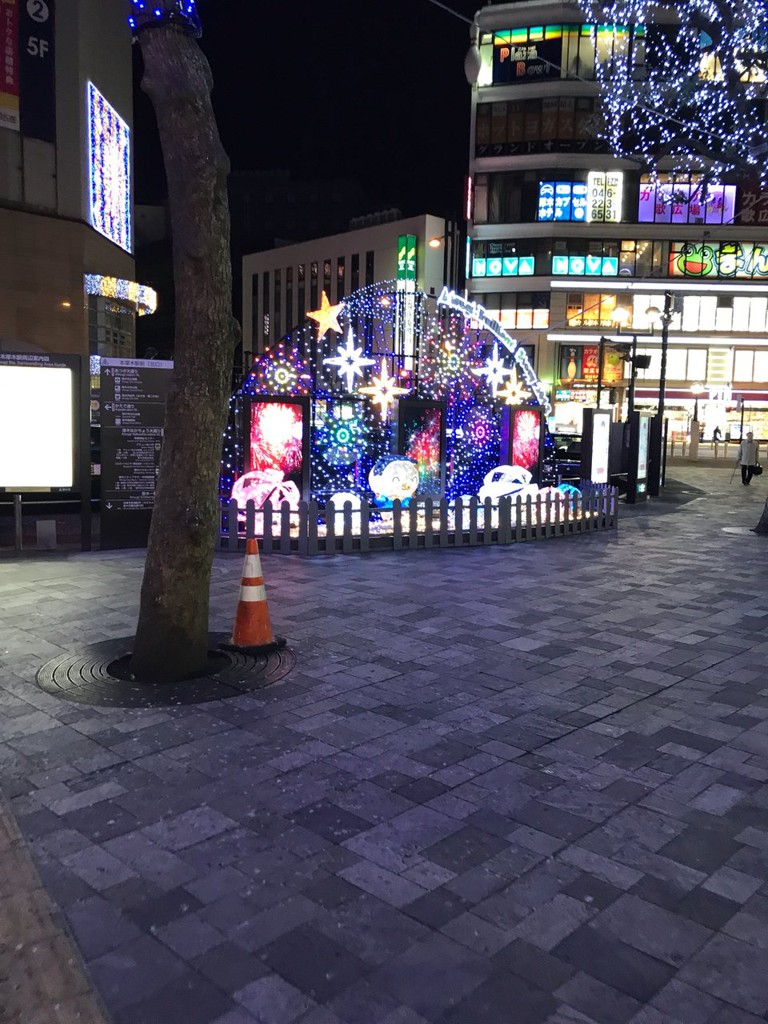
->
xmin=36 ymin=633 xmax=295 ymax=708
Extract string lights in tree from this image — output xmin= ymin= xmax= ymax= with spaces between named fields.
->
xmin=128 ymin=0 xmax=202 ymax=35
xmin=580 ymin=0 xmax=768 ymax=182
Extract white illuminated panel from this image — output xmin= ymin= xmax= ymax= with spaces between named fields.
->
xmin=0 ymin=367 xmax=74 ymax=488
xmin=88 ymin=82 xmax=132 ymax=253
xmin=587 ymin=171 xmax=623 ymax=223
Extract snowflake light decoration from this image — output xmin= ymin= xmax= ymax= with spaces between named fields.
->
xmin=497 ymin=371 xmax=532 ymax=406
xmin=323 ymin=327 xmax=375 ymax=392
xmin=425 ymin=328 xmax=479 ymax=401
xmin=251 ymin=343 xmax=310 ymax=396
xmin=359 ymin=358 xmax=411 ymax=416
xmin=472 ymin=342 xmax=514 ymax=397
xmin=316 ymin=411 xmax=367 ymax=466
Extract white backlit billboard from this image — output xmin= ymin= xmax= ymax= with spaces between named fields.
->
xmin=0 ymin=365 xmax=74 ymax=488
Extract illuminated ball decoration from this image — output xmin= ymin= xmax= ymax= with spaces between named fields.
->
xmin=369 ymin=456 xmax=420 ymax=507
xmin=580 ymin=2 xmax=768 ymax=183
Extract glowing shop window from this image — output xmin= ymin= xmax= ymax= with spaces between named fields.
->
xmin=88 ymin=82 xmax=132 ymax=253
xmin=734 ymin=350 xmax=754 ymax=380
xmin=638 ymin=179 xmax=736 ymax=225
xmin=687 ymin=350 xmax=707 ymax=381
xmin=0 ymin=367 xmax=74 ymax=488
xmin=754 ymin=351 xmax=768 ymax=380
xmin=665 ymin=348 xmax=687 ymax=380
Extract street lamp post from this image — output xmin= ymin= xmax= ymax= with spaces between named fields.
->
xmin=646 ymin=290 xmax=674 ymax=496
xmin=691 ymin=381 xmax=705 ymax=426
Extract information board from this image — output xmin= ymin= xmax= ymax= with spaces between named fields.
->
xmin=100 ymin=357 xmax=173 ymax=548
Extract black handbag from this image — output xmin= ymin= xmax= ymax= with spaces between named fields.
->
xmin=754 ymin=464 xmax=763 ymax=476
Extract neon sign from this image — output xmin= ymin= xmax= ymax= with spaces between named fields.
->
xmin=670 ymin=241 xmax=768 ymax=279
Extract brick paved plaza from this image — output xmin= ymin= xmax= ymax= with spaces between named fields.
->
xmin=2 ymin=466 xmax=768 ymax=1024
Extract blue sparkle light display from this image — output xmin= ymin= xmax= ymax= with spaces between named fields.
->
xmin=220 ymin=281 xmax=551 ymax=508
xmin=87 ymin=83 xmax=132 ymax=253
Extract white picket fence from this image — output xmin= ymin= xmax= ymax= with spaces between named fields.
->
xmin=218 ymin=487 xmax=618 ymax=555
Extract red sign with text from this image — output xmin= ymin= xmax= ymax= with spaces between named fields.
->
xmin=0 ymin=0 xmax=19 ymax=131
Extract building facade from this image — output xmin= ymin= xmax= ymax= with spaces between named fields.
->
xmin=0 ymin=0 xmax=153 ymax=359
xmin=242 ymin=214 xmax=460 ymax=363
xmin=466 ymin=0 xmax=768 ymax=440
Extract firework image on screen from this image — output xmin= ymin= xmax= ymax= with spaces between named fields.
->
xmin=402 ymin=407 xmax=443 ymax=496
xmin=230 ymin=400 xmax=306 ymax=509
xmin=511 ymin=409 xmax=541 ymax=472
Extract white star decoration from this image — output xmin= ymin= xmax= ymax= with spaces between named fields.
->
xmin=324 ymin=327 xmax=375 ymax=392
xmin=497 ymin=370 xmax=532 ymax=406
xmin=359 ymin=358 xmax=410 ymax=416
xmin=472 ymin=342 xmax=514 ymax=397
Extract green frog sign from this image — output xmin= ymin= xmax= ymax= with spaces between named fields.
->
xmin=671 ymin=241 xmax=768 ymax=278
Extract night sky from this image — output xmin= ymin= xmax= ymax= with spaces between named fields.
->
xmin=132 ymin=0 xmax=482 ymax=219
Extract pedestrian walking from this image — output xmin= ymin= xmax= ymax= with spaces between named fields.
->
xmin=713 ymin=425 xmax=722 ymax=442
xmin=738 ymin=431 xmax=759 ymax=486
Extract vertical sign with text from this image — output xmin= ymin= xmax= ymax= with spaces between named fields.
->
xmin=100 ymin=358 xmax=173 ymax=549
xmin=19 ymin=0 xmax=55 ymax=142
xmin=0 ymin=0 xmax=19 ymax=131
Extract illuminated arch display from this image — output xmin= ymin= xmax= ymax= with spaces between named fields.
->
xmin=437 ymin=287 xmax=552 ymax=415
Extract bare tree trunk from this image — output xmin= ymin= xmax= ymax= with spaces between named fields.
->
xmin=754 ymin=497 xmax=768 ymax=535
xmin=129 ymin=24 xmax=238 ymax=682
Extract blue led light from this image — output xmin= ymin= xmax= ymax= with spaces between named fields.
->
xmin=128 ymin=0 xmax=202 ymax=37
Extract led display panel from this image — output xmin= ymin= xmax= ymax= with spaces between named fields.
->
xmin=88 ymin=82 xmax=132 ymax=253
xmin=398 ymin=401 xmax=446 ymax=497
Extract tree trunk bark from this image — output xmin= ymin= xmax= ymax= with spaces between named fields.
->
xmin=754 ymin=497 xmax=768 ymax=535
xmin=129 ymin=24 xmax=238 ymax=683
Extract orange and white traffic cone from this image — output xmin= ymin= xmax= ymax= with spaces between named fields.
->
xmin=222 ymin=538 xmax=286 ymax=653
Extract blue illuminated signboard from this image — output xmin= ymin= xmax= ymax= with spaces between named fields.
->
xmin=539 ymin=182 xmax=588 ymax=222
xmin=472 ymin=255 xmax=535 ymax=278
xmin=552 ymin=255 xmax=619 ymax=276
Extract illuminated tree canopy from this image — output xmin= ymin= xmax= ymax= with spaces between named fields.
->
xmin=581 ymin=0 xmax=768 ymax=182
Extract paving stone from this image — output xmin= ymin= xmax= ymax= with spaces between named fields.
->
xmin=338 ymin=859 xmax=427 ymax=908
xmin=556 ymin=972 xmax=642 ymax=1024
xmin=258 ymin=924 xmax=369 ymax=1003
xmin=678 ymin=933 xmax=768 ymax=1015
xmin=554 ymin=923 xmax=674 ymax=1002
xmin=439 ymin=969 xmax=557 ymax=1024
xmin=235 ymin=974 xmax=315 ymax=1023
xmin=597 ymin=894 xmax=712 ymax=967
xmin=112 ymin=973 xmax=234 ymax=1024
xmin=702 ymin=866 xmax=763 ymax=903
xmin=370 ymin=933 xmax=491 ymax=1017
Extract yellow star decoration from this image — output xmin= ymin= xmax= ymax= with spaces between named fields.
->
xmin=359 ymin=358 xmax=410 ymax=415
xmin=307 ymin=291 xmax=344 ymax=339
xmin=497 ymin=372 xmax=532 ymax=406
